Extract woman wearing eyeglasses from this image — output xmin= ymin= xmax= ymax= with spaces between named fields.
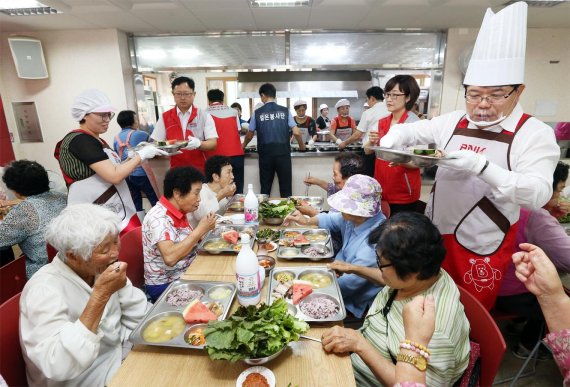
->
xmin=322 ymin=212 xmax=470 ymax=387
xmin=365 ymin=75 xmax=422 ymax=216
xmin=55 ymin=89 xmax=166 ymax=234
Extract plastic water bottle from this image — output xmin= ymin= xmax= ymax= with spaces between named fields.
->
xmin=244 ymin=183 xmax=258 ymax=224
xmin=235 ymin=233 xmax=262 ymax=306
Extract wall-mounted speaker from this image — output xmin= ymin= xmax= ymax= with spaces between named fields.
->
xmin=8 ymin=37 xmax=49 ymax=79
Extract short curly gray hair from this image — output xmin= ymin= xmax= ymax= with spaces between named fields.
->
xmin=46 ymin=203 xmax=120 ymax=262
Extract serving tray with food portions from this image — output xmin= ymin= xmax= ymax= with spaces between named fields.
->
xmin=197 ymin=225 xmax=257 ymax=254
xmin=289 ymin=196 xmax=325 ymax=211
xmin=276 ymin=228 xmax=334 ymax=260
xmin=129 ymin=279 xmax=236 ymax=349
xmin=369 ymin=146 xmax=447 ymax=168
xmin=225 ymin=193 xmax=269 ymax=212
xmin=267 ymin=267 xmax=346 ymax=323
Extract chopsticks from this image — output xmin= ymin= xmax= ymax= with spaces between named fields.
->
xmin=300 ymin=335 xmax=322 ymax=343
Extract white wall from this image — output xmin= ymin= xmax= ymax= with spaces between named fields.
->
xmin=442 ymin=28 xmax=570 ymax=122
xmin=0 ymin=29 xmax=135 ymax=175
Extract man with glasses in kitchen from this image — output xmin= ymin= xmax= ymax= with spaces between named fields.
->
xmin=378 ymin=2 xmax=559 ymax=310
xmin=151 ymin=76 xmax=218 ymax=173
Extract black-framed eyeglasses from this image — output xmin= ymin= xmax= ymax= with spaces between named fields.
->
xmin=385 ymin=92 xmax=406 ymax=100
xmin=90 ymin=112 xmax=115 ymax=121
xmin=464 ymin=86 xmax=518 ymax=105
xmin=375 ymin=251 xmax=394 ymax=271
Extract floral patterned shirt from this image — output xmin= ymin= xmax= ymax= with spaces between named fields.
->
xmin=544 ymin=328 xmax=570 ymax=386
xmin=0 ymin=191 xmax=66 ymax=278
xmin=142 ymin=196 xmax=195 ymax=286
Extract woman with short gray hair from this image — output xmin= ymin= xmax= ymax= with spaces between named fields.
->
xmin=20 ymin=203 xmax=149 ymax=386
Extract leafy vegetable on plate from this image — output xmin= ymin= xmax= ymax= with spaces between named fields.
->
xmin=256 ymin=228 xmax=280 ymax=242
xmin=259 ymin=200 xmax=295 ymax=219
xmin=204 ymin=299 xmax=309 ymax=361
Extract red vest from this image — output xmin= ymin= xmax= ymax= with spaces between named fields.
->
xmin=374 ymin=111 xmax=421 ymax=204
xmin=163 ymin=107 xmax=206 ymax=172
xmin=205 ymin=105 xmax=244 ymax=158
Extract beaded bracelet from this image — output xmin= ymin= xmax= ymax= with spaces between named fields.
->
xmin=400 ymin=340 xmax=431 ymax=360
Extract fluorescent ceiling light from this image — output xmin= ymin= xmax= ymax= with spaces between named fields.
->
xmin=0 ymin=0 xmax=62 ymax=15
xmin=249 ymin=0 xmax=312 ymax=8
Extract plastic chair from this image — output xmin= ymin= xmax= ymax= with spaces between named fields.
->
xmin=119 ymin=226 xmax=144 ymax=289
xmin=0 ymin=255 xmax=27 ymax=304
xmin=458 ymin=286 xmax=507 ymax=387
xmin=0 ymin=292 xmax=28 ymax=386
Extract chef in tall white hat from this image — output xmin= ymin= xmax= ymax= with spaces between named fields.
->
xmin=291 ymin=100 xmax=317 ymax=146
xmin=378 ymin=1 xmax=559 ymax=310
xmin=329 ymin=99 xmax=357 ymax=145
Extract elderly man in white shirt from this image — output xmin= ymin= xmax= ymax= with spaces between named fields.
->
xmin=338 ymin=86 xmax=389 ymax=150
xmin=19 ymin=204 xmax=149 ymax=387
xmin=187 ymin=155 xmax=236 ymax=228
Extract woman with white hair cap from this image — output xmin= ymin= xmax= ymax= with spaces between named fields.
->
xmin=19 ymin=203 xmax=149 ymax=386
xmin=54 ymin=89 xmax=167 ymax=235
xmin=285 ymin=174 xmax=386 ymax=318
xmin=291 ymin=99 xmax=317 ymax=146
xmin=316 ymin=103 xmax=331 ymax=131
xmin=329 ymin=99 xmax=357 ymax=145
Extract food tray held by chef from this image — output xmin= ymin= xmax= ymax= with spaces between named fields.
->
xmin=267 ymin=266 xmax=346 ymax=323
xmin=369 ymin=146 xmax=448 ymax=168
xmin=277 ymin=228 xmax=334 ymax=260
xmin=197 ymin=224 xmax=257 ymax=254
xmin=129 ymin=279 xmax=236 ymax=349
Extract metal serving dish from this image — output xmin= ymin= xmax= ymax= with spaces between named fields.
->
xmin=277 ymin=228 xmax=334 ymax=260
xmin=129 ymin=279 xmax=236 ymax=349
xmin=226 ymin=194 xmax=268 ymax=212
xmin=267 ymin=267 xmax=346 ymax=323
xmin=370 ymin=146 xmax=445 ymax=167
xmin=197 ymin=224 xmax=257 ymax=254
xmin=289 ymin=196 xmax=325 ymax=211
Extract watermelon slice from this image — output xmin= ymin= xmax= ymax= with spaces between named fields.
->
xmin=222 ymin=230 xmax=239 ymax=245
xmin=183 ymin=299 xmax=218 ymax=324
xmin=293 ymin=234 xmax=309 ymax=247
xmin=292 ymin=282 xmax=313 ymax=305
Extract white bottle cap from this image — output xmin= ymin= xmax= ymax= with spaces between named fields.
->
xmin=240 ymin=233 xmax=250 ymax=244
xmin=248 ymin=183 xmax=253 ymax=189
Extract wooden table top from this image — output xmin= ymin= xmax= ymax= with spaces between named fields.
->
xmin=109 ymin=219 xmax=356 ymax=387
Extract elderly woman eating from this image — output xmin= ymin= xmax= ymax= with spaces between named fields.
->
xmin=143 ymin=166 xmax=216 ymax=302
xmin=285 ymin=174 xmax=385 ymax=318
xmin=321 ymin=212 xmax=470 ymax=386
xmin=19 ymin=204 xmax=149 ymax=386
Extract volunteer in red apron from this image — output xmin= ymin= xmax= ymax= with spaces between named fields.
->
xmin=378 ymin=2 xmax=559 ymax=309
xmin=55 ymin=89 xmax=167 ymax=235
xmin=205 ymin=89 xmax=245 ymax=193
xmin=329 ymin=99 xmax=357 ymax=145
xmin=291 ymin=100 xmax=317 ymax=147
xmin=365 ymin=75 xmax=422 ymax=215
xmin=151 ymin=76 xmax=218 ymax=173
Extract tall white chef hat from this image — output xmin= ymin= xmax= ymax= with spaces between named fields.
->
xmin=319 ymin=104 xmax=329 ymax=111
xmin=71 ymin=89 xmax=116 ymax=121
xmin=335 ymin=99 xmax=350 ymax=109
xmin=463 ymin=1 xmax=527 ymax=86
xmin=293 ymin=100 xmax=307 ymax=108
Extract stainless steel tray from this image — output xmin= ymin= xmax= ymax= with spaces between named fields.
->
xmin=267 ymin=266 xmax=346 ymax=323
xmin=289 ymin=196 xmax=325 ymax=211
xmin=197 ymin=224 xmax=257 ymax=254
xmin=226 ymin=194 xmax=269 ymax=212
xmin=276 ymin=228 xmax=333 ymax=260
xmin=129 ymin=279 xmax=236 ymax=349
xmin=370 ymin=146 xmax=447 ymax=167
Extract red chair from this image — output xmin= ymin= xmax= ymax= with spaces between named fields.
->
xmin=0 ymin=256 xmax=27 ymax=304
xmin=119 ymin=226 xmax=144 ymax=289
xmin=458 ymin=286 xmax=507 ymax=387
xmin=0 ymin=292 xmax=28 ymax=386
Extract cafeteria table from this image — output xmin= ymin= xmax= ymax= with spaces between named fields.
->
xmin=109 ymin=220 xmax=357 ymax=387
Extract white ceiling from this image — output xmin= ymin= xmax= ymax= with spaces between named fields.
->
xmin=0 ymin=0 xmax=569 ymax=33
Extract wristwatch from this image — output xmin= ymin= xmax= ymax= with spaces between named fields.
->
xmin=396 ymin=353 xmax=427 ymax=371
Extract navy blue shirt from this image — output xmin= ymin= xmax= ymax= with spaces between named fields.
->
xmin=249 ymin=102 xmax=295 ymax=155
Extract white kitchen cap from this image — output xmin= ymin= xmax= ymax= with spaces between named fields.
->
xmin=319 ymin=104 xmax=329 ymax=111
xmin=464 ymin=1 xmax=527 ymax=86
xmin=71 ymin=89 xmax=116 ymax=121
xmin=253 ymin=102 xmax=264 ymax=111
xmin=293 ymin=100 xmax=307 ymax=108
xmin=335 ymin=99 xmax=350 ymax=109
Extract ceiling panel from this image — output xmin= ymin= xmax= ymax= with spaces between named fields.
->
xmin=307 ymin=5 xmax=370 ymax=29
xmin=131 ymin=8 xmax=207 ymax=32
xmin=251 ymin=8 xmax=310 ymax=29
xmin=0 ymin=13 xmax=97 ymax=31
xmin=189 ymin=8 xmax=256 ymax=30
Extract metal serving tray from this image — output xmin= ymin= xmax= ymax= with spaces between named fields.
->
xmin=129 ymin=279 xmax=236 ymax=349
xmin=197 ymin=224 xmax=258 ymax=254
xmin=276 ymin=228 xmax=334 ymax=260
xmin=370 ymin=146 xmax=447 ymax=168
xmin=225 ymin=194 xmax=269 ymax=212
xmin=267 ymin=266 xmax=346 ymax=323
xmin=289 ymin=196 xmax=325 ymax=211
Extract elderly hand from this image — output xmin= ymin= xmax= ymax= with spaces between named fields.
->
xmin=93 ymin=261 xmax=128 ymax=299
xmin=136 ymin=146 xmax=169 ymax=161
xmin=185 ymin=137 xmax=202 ymax=150
xmin=196 ymin=212 xmax=217 ymax=235
xmin=304 ymin=176 xmax=317 ymax=186
xmin=368 ymin=131 xmax=379 ymax=147
xmin=438 ymin=150 xmax=487 ymax=174
xmin=282 ymin=210 xmax=306 ymax=226
xmin=512 ymin=243 xmax=565 ymax=300
xmin=403 ymin=295 xmax=436 ymax=347
xmin=327 ymin=260 xmax=354 ymax=277
xmin=322 ymin=326 xmax=367 ymax=354
xmin=221 ymin=183 xmax=237 ymax=199
xmin=296 ymin=204 xmax=319 ymax=217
